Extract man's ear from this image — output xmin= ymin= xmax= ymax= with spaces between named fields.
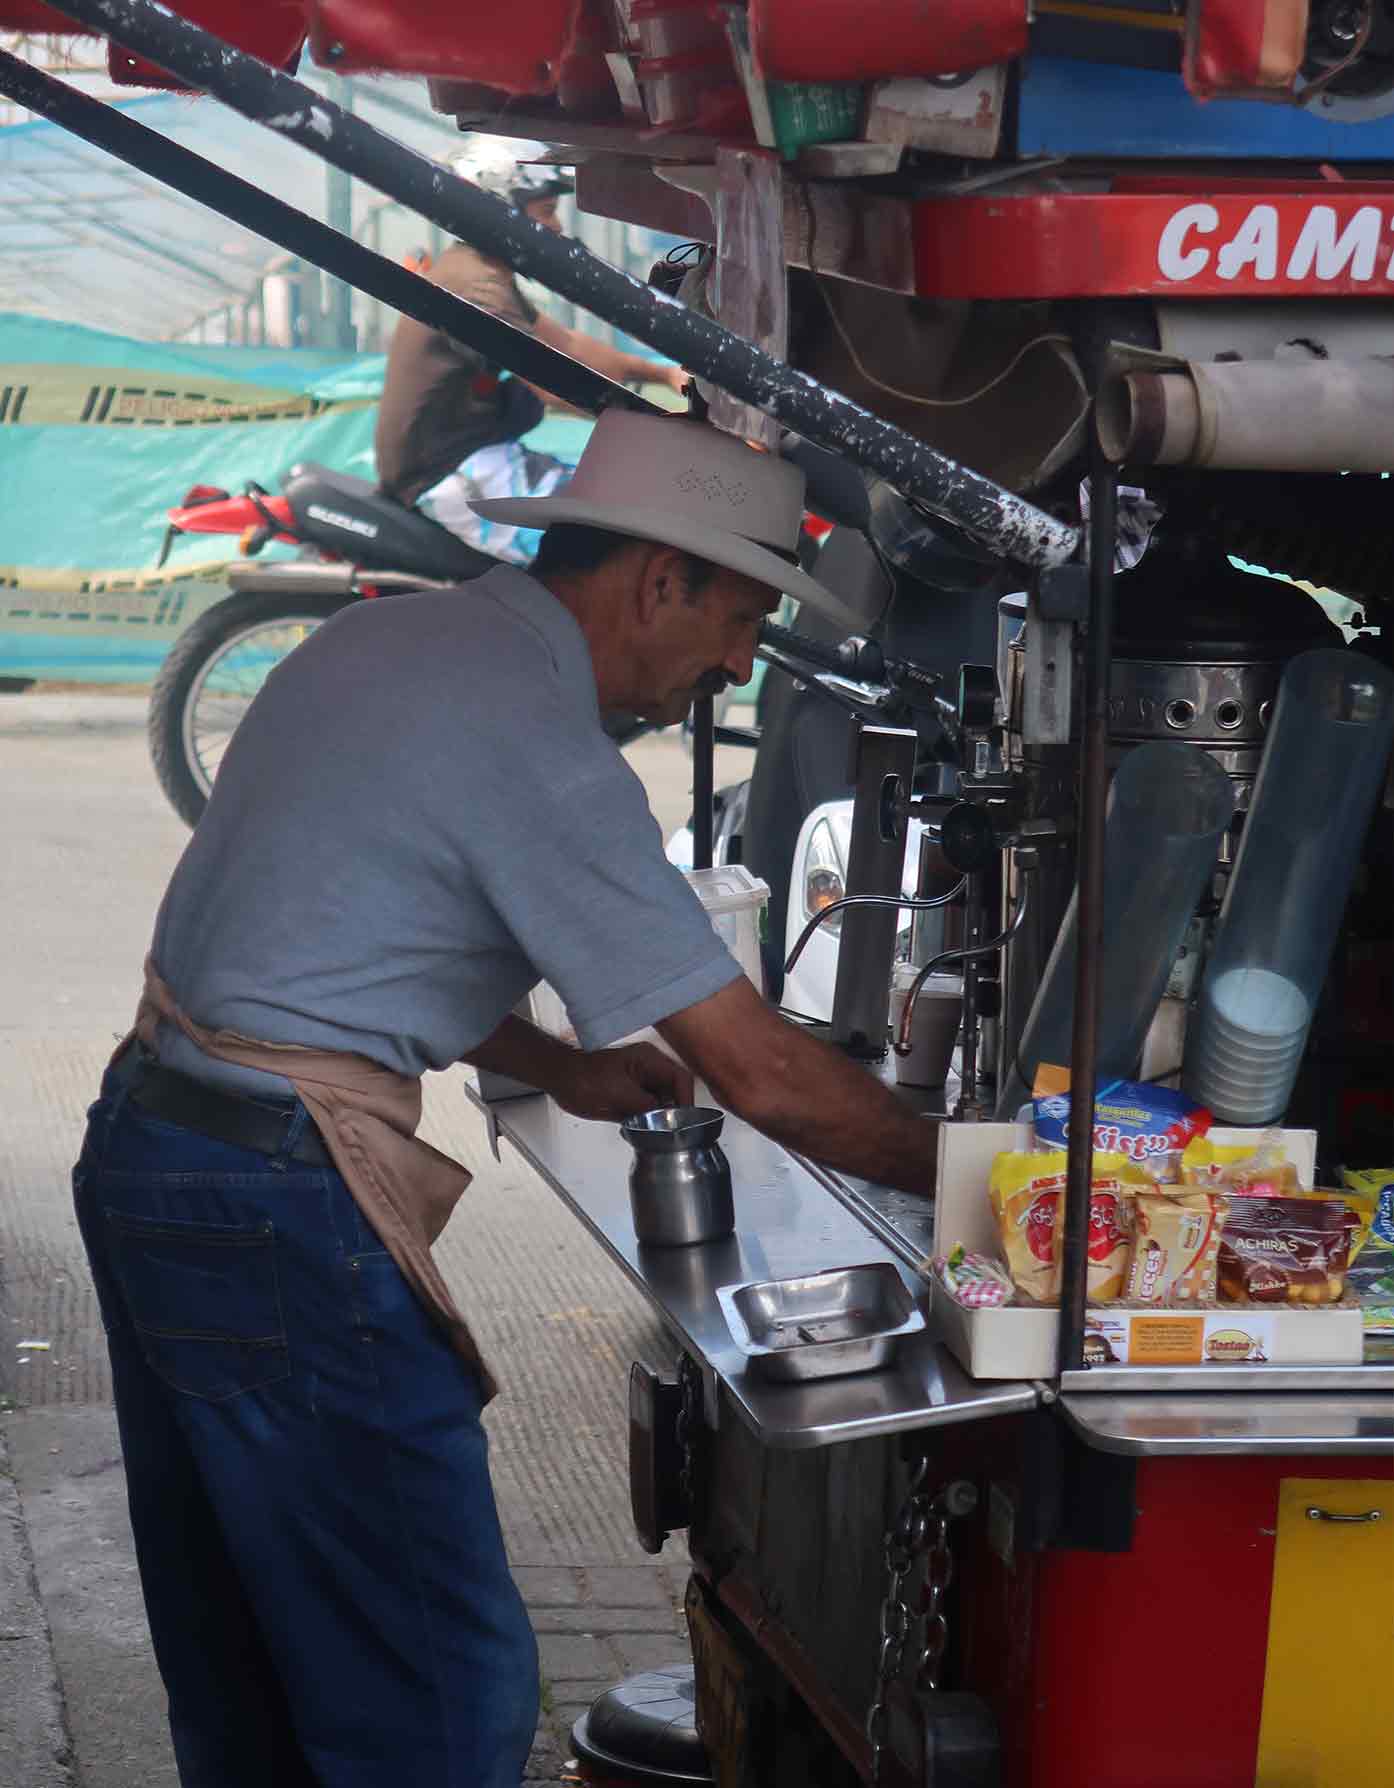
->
xmin=635 ymin=544 xmax=687 ymax=625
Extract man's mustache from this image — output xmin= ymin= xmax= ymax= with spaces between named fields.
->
xmin=694 ymin=669 xmax=730 ymax=696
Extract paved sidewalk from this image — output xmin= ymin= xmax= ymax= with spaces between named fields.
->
xmin=3 ymin=1405 xmax=692 ymax=1786
xmin=0 ymin=1424 xmax=73 ymax=1787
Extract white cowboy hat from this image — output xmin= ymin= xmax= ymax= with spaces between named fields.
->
xmin=470 ymin=410 xmax=864 ymax=630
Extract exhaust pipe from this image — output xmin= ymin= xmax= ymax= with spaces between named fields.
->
xmin=1099 ymin=358 xmax=1394 ymax=472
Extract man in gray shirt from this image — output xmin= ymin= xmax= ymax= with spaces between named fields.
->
xmin=74 ymin=414 xmax=934 ymax=1788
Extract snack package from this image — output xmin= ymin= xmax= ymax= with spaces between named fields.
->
xmin=1124 ymin=1193 xmax=1228 ymax=1305
xmin=1342 ymin=1168 xmax=1394 ymax=1254
xmin=931 ymin=1245 xmax=1015 ymax=1310
xmin=1347 ymin=1255 xmax=1394 ymax=1336
xmin=1181 ymin=1130 xmax=1300 ymax=1195
xmin=1032 ymin=1065 xmax=1211 ymax=1178
xmin=1217 ymin=1195 xmax=1352 ymax=1304
xmin=989 ymin=1149 xmax=1150 ymax=1304
xmin=1305 ymin=1188 xmax=1373 ymax=1263
xmin=1341 ymin=1171 xmax=1394 ymax=1339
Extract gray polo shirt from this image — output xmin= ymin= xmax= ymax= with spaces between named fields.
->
xmin=151 ymin=566 xmax=741 ymax=1098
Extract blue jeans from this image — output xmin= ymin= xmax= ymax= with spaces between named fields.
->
xmin=73 ymin=1066 xmax=539 ymax=1788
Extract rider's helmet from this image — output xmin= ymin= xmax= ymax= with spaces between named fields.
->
xmin=450 ymin=135 xmax=574 ymax=209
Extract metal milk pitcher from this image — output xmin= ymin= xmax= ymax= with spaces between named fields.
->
xmin=621 ymin=1106 xmax=734 ymax=1246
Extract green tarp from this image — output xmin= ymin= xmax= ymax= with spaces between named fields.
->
xmin=0 ymin=313 xmax=590 ymax=683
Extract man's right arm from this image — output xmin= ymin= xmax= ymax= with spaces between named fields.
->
xmin=657 ymin=978 xmax=936 ymax=1197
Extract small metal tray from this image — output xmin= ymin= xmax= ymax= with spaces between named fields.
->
xmin=716 ymin=1263 xmax=925 ymax=1382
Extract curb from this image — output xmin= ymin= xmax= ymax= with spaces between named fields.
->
xmin=0 ymin=1418 xmax=75 ymax=1788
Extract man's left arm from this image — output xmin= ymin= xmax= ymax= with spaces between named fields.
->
xmin=531 ymin=313 xmax=687 ymax=397
xmin=464 ymin=1013 xmax=694 ymax=1120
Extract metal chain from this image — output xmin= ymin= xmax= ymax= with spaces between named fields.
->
xmin=676 ymin=1354 xmax=702 ymax=1527
xmin=865 ymin=1465 xmax=978 ymax=1786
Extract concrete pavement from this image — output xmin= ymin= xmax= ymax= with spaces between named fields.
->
xmin=0 ymin=692 xmax=745 ymax=1786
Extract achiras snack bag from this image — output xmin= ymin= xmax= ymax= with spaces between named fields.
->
xmin=989 ymin=1150 xmax=1154 ymax=1304
xmin=1032 ymin=1065 xmax=1211 ymax=1179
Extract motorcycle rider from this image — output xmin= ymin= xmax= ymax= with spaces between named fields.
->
xmin=374 ymin=135 xmax=687 ymax=563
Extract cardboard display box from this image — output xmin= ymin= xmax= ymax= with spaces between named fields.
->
xmin=929 ymin=1122 xmax=1363 ymax=1378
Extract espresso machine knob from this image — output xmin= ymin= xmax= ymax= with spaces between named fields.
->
xmin=941 ymin=801 xmax=998 ymax=875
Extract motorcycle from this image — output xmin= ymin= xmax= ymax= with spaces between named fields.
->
xmin=148 ymin=462 xmax=497 ymax=826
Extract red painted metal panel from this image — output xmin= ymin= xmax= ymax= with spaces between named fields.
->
xmin=912 ymin=190 xmax=1394 ymax=298
xmin=0 ymin=2 xmax=81 ymax=27
xmin=961 ymin=1453 xmax=1393 ymax=1788
xmin=1184 ymin=0 xmax=1309 ymax=99
xmin=748 ymin=0 xmax=1028 ymax=83
xmin=305 ymin=0 xmax=582 ymax=92
xmin=106 ymin=0 xmax=305 ymax=88
xmin=0 ymin=0 xmax=303 ymax=65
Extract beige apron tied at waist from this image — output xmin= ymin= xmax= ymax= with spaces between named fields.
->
xmin=121 ymin=956 xmax=495 ymax=1402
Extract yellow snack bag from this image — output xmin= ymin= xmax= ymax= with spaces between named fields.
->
xmin=989 ymin=1150 xmax=1151 ymax=1304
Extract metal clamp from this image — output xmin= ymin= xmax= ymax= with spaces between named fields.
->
xmin=1306 ymin=1505 xmax=1383 ymax=1524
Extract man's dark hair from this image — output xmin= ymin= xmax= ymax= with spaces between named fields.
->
xmin=532 ymin=522 xmax=718 ymax=596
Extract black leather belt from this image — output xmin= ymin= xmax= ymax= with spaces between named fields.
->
xmin=114 ymin=1050 xmax=331 ymax=1169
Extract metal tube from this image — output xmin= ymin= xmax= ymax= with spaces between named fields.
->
xmin=1100 ymin=361 xmax=1394 ymax=472
xmin=1058 ymin=438 xmax=1118 ymax=1377
xmin=691 ymin=696 xmax=715 ymax=872
xmin=40 ymin=0 xmax=1079 ymax=570
xmin=958 ymin=871 xmax=984 ymax=1104
xmin=783 ymin=882 xmax=966 ymax=979
xmin=893 ymin=877 xmax=1030 ymax=1056
xmin=322 ymin=71 xmax=356 ymax=353
xmin=0 ymin=49 xmax=650 ymax=419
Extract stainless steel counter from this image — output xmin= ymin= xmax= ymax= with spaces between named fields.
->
xmin=1059 ymin=1391 xmax=1394 ymax=1456
xmin=467 ymin=1084 xmax=1036 ymax=1451
xmin=469 ymin=1080 xmax=1393 ymax=1458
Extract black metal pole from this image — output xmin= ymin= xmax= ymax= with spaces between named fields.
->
xmin=0 ymin=48 xmax=650 ymax=419
xmin=691 ymin=696 xmax=716 ymax=871
xmin=40 ymin=0 xmax=1079 ymax=571
xmin=1058 ymin=429 xmax=1118 ymax=1376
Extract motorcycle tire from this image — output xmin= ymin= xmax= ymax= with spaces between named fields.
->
xmin=148 ymin=585 xmax=354 ymax=828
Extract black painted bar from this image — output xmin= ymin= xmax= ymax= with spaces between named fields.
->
xmin=41 ymin=0 xmax=1079 ymax=570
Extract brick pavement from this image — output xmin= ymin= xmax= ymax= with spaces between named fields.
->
xmin=521 ymin=1558 xmax=694 ymax=1780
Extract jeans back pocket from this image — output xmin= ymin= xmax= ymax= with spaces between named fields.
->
xmin=103 ymin=1208 xmax=290 ymax=1401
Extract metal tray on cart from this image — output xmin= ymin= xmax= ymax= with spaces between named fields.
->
xmin=716 ymin=1263 xmax=925 ymax=1382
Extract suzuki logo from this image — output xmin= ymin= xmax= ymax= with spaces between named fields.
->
xmin=1158 ymin=202 xmax=1394 ymax=286
xmin=306 ymin=503 xmax=379 ymax=539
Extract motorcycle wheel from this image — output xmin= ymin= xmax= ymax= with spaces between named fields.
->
xmin=148 ymin=586 xmax=352 ymax=827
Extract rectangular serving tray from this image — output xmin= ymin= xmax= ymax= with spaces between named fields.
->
xmin=716 ymin=1263 xmax=925 ymax=1382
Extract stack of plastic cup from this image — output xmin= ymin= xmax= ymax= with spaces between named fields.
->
xmin=1182 ymin=967 xmax=1310 ymax=1124
xmin=1184 ymin=648 xmax=1394 ymax=1126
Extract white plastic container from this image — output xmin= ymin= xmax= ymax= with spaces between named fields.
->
xmin=683 ymin=865 xmax=770 ymax=996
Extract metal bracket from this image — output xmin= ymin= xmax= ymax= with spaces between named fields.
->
xmin=1021 ymin=592 xmax=1075 ymax=748
xmin=1036 ymin=562 xmax=1091 ymax=624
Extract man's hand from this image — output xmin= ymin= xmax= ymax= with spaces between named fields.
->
xmin=655 ymin=362 xmax=689 ymax=397
xmin=658 ymin=979 xmax=937 ymax=1196
xmin=552 ymin=1042 xmax=695 ymax=1121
